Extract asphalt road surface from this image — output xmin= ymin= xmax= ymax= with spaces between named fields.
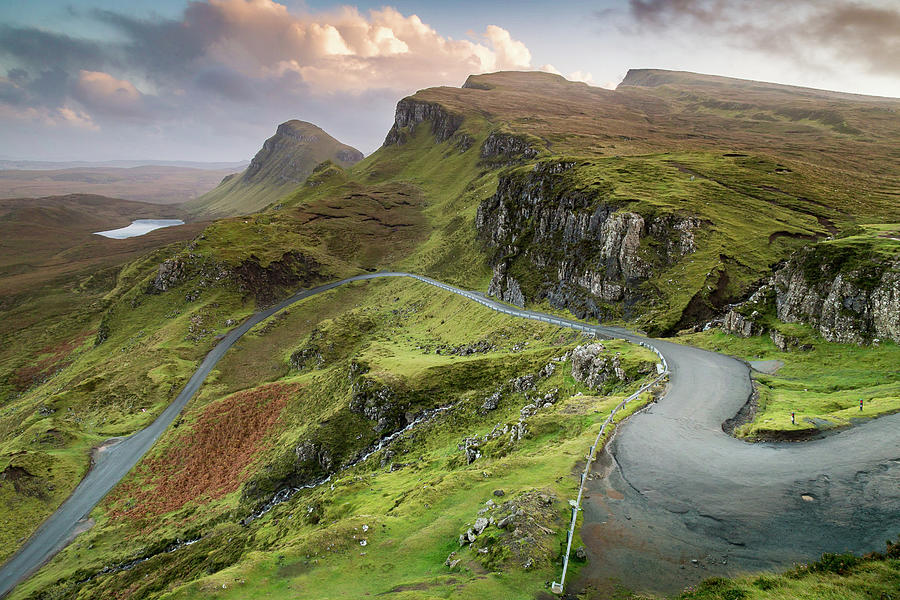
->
xmin=576 ymin=337 xmax=900 ymax=595
xmin=2 ymin=272 xmax=898 ymax=597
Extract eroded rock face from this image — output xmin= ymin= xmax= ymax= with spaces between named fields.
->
xmin=232 ymin=251 xmax=322 ymax=305
xmin=294 ymin=441 xmax=334 ymax=474
xmin=724 ymin=247 xmax=899 ymax=344
xmin=569 ymin=343 xmax=627 ymax=390
xmin=476 ymin=163 xmax=701 ymax=321
xmin=773 ymin=250 xmax=900 ymax=343
xmin=383 ymin=99 xmax=463 ymax=146
xmin=723 ymin=309 xmax=763 ymax=338
xmin=348 ymin=362 xmax=405 ymax=433
xmin=147 ymin=259 xmax=186 ymax=293
xmin=145 ymin=254 xmax=231 ymax=297
xmin=480 ymin=132 xmax=538 ymax=163
xmin=487 ymin=263 xmax=526 ymax=307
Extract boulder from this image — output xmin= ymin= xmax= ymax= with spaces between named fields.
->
xmin=473 ymin=517 xmax=489 ymax=535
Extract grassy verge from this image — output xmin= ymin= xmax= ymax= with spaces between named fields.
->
xmin=674 ymin=329 xmax=900 ymax=438
xmin=674 ymin=538 xmax=900 ymax=600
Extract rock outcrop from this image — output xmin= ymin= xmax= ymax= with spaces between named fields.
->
xmin=773 ymin=248 xmax=899 ymax=343
xmin=232 ymin=251 xmax=322 ymax=305
xmin=348 ymin=362 xmax=406 ymax=433
xmin=723 ymin=245 xmax=900 ymax=344
xmin=569 ymin=343 xmax=627 ymax=389
xmin=144 ymin=249 xmax=321 ymax=308
xmin=476 ymin=161 xmax=702 ymax=321
xmin=487 ymin=262 xmax=526 ymax=307
xmin=147 ymin=258 xmax=187 ymax=293
xmin=383 ymin=98 xmax=463 ymax=146
xmin=480 ymin=132 xmax=538 ymax=163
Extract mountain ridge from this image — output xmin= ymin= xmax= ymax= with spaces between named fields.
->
xmin=1 ymin=67 xmax=898 ymax=600
xmin=185 ymin=120 xmax=363 ymax=218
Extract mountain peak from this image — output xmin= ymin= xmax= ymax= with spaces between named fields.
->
xmin=187 ymin=120 xmax=363 ymax=217
xmin=274 ymin=120 xmax=327 ymax=139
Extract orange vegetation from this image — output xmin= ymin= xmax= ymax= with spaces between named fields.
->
xmin=11 ymin=331 xmax=93 ymax=391
xmin=106 ymin=382 xmax=297 ymax=520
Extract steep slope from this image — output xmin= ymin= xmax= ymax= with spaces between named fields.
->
xmin=399 ymin=70 xmax=898 ymax=331
xmin=2 ymin=69 xmax=899 ymax=600
xmin=185 ymin=120 xmax=363 ymax=218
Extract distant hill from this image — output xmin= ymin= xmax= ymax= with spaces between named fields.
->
xmin=0 ymin=166 xmax=235 ymax=204
xmin=0 ymin=193 xmax=202 ymax=302
xmin=0 ymin=160 xmax=249 ymax=170
xmin=185 ymin=120 xmax=364 ymax=217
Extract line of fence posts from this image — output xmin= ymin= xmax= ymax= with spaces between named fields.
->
xmin=410 ymin=273 xmax=669 ymax=595
xmin=552 ymin=355 xmax=667 ymax=595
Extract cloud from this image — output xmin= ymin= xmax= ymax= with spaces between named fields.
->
xmin=626 ymin=0 xmax=900 ymax=77
xmin=567 ymin=70 xmax=596 ymax=85
xmin=483 ymin=25 xmax=532 ymax=69
xmin=0 ymin=1 xmax=555 ymax=158
xmin=73 ymin=70 xmax=144 ymax=116
xmin=0 ymin=2 xmax=543 ymax=122
xmin=169 ymin=3 xmax=537 ymax=93
xmin=0 ymin=101 xmax=97 ymax=130
xmin=0 ymin=25 xmax=107 ymax=72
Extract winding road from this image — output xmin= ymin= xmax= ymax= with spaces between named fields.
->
xmin=1 ymin=272 xmax=898 ymax=597
xmin=578 ymin=338 xmax=900 ymax=594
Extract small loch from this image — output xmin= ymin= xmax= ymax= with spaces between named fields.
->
xmin=94 ymin=219 xmax=185 ymax=239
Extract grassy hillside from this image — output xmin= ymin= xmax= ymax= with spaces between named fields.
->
xmin=185 ymin=121 xmax=363 ymax=218
xmin=2 ymin=69 xmax=899 ymax=598
xmin=0 ymin=194 xmax=205 ymax=408
xmin=7 ymin=276 xmax=661 ymax=599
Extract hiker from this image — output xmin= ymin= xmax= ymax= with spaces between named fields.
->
xmin=791 ymin=411 xmax=795 ymax=425
xmin=860 ymin=398 xmax=864 ymax=411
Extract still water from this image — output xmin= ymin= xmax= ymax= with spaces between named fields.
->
xmin=94 ymin=219 xmax=184 ymax=239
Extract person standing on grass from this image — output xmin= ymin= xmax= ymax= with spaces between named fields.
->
xmin=860 ymin=398 xmax=864 ymax=411
xmin=791 ymin=411 xmax=795 ymax=425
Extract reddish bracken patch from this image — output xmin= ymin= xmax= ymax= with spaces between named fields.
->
xmin=11 ymin=331 xmax=93 ymax=391
xmin=105 ymin=382 xmax=297 ymax=521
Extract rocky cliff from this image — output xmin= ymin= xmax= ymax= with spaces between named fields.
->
xmin=479 ymin=132 xmax=539 ymax=164
xmin=383 ymin=98 xmax=463 ymax=146
xmin=476 ymin=161 xmax=701 ymax=323
xmin=186 ymin=120 xmax=363 ymax=217
xmin=724 ymin=243 xmax=900 ymax=344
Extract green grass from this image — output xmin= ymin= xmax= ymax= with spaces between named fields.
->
xmin=674 ymin=539 xmax=900 ymax=600
xmin=4 ymin=70 xmax=900 ymax=599
xmin=675 ymin=329 xmax=900 ymax=437
xmin=9 ymin=278 xmax=660 ymax=599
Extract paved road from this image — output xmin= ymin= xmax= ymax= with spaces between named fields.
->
xmin=2 ymin=272 xmax=898 ymax=597
xmin=577 ymin=338 xmax=900 ymax=594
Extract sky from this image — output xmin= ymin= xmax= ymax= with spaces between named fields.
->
xmin=1 ymin=0 xmax=898 ymax=162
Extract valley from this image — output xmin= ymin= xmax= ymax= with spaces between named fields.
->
xmin=0 ymin=68 xmax=897 ymax=600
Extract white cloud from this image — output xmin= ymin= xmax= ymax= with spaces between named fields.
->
xmin=189 ymin=1 xmax=539 ymax=93
xmin=0 ymin=102 xmax=97 ymax=130
xmin=57 ymin=105 xmax=99 ymax=129
xmin=73 ymin=70 xmax=143 ymax=116
xmin=567 ymin=70 xmax=596 ymax=84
